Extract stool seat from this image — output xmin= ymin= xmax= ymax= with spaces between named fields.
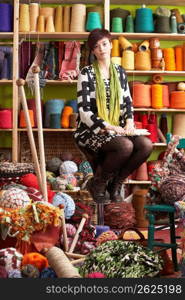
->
xmin=144 ymin=204 xmax=179 ymax=272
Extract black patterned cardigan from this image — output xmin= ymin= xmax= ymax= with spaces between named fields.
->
xmin=74 ymin=64 xmax=134 ymax=147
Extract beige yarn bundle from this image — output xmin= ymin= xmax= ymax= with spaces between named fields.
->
xmin=121 ymin=50 xmax=135 ymax=70
xmin=70 ymin=4 xmax=86 ymax=32
xmin=135 ymin=50 xmax=151 ymax=70
xmin=19 ymin=4 xmax=30 ymax=32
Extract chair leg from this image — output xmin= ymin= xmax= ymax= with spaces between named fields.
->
xmin=147 ymin=213 xmax=155 ymax=250
xmin=169 ymin=212 xmax=178 ymax=271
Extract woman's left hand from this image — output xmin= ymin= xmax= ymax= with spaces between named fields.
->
xmin=123 ymin=119 xmax=135 ymax=136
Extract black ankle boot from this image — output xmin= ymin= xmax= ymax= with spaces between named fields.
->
xmin=87 ymin=177 xmax=107 ymax=203
xmin=108 ymin=179 xmax=123 ymax=202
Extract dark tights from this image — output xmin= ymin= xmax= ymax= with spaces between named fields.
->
xmin=98 ymin=135 xmax=153 ymax=182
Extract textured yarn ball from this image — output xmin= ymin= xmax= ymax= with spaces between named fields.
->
xmin=46 ymin=157 xmax=62 ymax=173
xmin=21 ymin=264 xmax=40 ymax=278
xmin=40 ymin=267 xmax=57 ymax=278
xmin=8 ymin=269 xmax=22 ymax=278
xmin=0 ymin=188 xmax=31 ymax=209
xmin=59 ymin=160 xmax=78 ymax=175
xmin=20 ymin=173 xmax=39 ymax=189
xmin=0 ymin=248 xmax=23 ymax=272
xmin=96 ymin=231 xmax=118 ymax=246
xmin=86 ymin=272 xmax=106 ymax=278
xmin=52 ymin=192 xmax=75 ymax=219
xmin=22 ymin=252 xmax=49 ymax=271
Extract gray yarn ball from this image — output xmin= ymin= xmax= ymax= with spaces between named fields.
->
xmin=46 ymin=157 xmax=62 ymax=173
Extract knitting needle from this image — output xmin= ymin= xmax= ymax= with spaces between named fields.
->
xmin=16 ymin=79 xmax=42 ymax=191
xmin=32 ymin=65 xmax=48 ymax=202
xmin=68 ymin=213 xmax=89 ymax=253
xmin=59 ymin=204 xmax=68 ymax=252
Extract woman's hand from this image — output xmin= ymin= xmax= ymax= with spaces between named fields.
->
xmin=123 ymin=119 xmax=135 ymax=136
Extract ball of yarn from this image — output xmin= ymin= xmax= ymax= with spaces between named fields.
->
xmin=52 ymin=191 xmax=75 ymax=219
xmin=0 ymin=187 xmax=31 ymax=209
xmin=78 ymin=161 xmax=93 ymax=175
xmin=21 ymin=264 xmax=40 ymax=278
xmin=20 ymin=173 xmax=39 ymax=189
xmin=46 ymin=157 xmax=62 ymax=174
xmin=8 ymin=269 xmax=22 ymax=278
xmin=22 ymin=252 xmax=49 ymax=271
xmin=177 ymin=82 xmax=185 ymax=91
xmin=86 ymin=272 xmax=106 ymax=278
xmin=96 ymin=230 xmax=118 ymax=246
xmin=0 ymin=248 xmax=23 ymax=272
xmin=59 ymin=160 xmax=78 ymax=175
xmin=61 ymin=152 xmax=73 ymax=161
xmin=65 ymin=223 xmax=77 ymax=237
xmin=40 ymin=267 xmax=57 ymax=278
xmin=0 ymin=265 xmax=8 ymax=278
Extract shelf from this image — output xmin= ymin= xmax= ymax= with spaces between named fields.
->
xmin=46 ymin=80 xmax=77 ymax=85
xmin=153 ymin=143 xmax=167 ymax=146
xmin=0 ymin=33 xmax=13 ymax=39
xmin=127 ymin=70 xmax=185 ymax=76
xmin=124 ymin=180 xmax=151 ymax=184
xmin=19 ymin=32 xmax=90 ymax=40
xmin=111 ymin=32 xmax=185 ymax=41
xmin=0 ymin=80 xmax=13 ymax=85
xmin=21 ymin=0 xmax=103 ymax=3
xmin=134 ymin=108 xmax=185 ymax=112
xmin=0 ymin=129 xmax=12 ymax=132
xmin=18 ymin=128 xmax=76 ymax=132
xmin=110 ymin=0 xmax=185 ymax=5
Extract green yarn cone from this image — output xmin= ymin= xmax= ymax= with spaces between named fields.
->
xmin=125 ymin=15 xmax=134 ymax=32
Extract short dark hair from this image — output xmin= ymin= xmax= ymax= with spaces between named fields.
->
xmin=87 ymin=28 xmax=112 ymax=51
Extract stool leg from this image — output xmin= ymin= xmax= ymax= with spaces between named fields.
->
xmin=97 ymin=203 xmax=104 ymax=225
xmin=169 ymin=212 xmax=178 ymax=271
xmin=147 ymin=213 xmax=155 ymax=250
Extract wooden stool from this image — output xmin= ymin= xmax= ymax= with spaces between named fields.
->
xmin=144 ymin=204 xmax=179 ymax=271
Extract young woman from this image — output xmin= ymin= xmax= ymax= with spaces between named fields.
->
xmin=74 ymin=28 xmax=153 ymax=203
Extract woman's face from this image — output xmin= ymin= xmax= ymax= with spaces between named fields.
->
xmin=92 ymin=37 xmax=112 ymax=61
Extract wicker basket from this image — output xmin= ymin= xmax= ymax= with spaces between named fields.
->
xmin=0 ymin=161 xmax=35 ymax=178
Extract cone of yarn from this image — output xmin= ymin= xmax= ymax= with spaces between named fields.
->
xmin=135 ymin=50 xmax=151 ymax=70
xmin=55 ymin=6 xmax=63 ymax=32
xmin=155 ymin=16 xmax=171 ymax=33
xmin=152 ymin=74 xmax=163 ymax=84
xmin=163 ymin=48 xmax=176 ymax=71
xmin=125 ymin=14 xmax=134 ymax=32
xmin=111 ymin=39 xmax=120 ymax=57
xmin=173 ymin=114 xmax=185 ymax=137
xmin=121 ymin=50 xmax=134 ymax=70
xmin=39 ymin=7 xmax=55 ymax=18
xmin=0 ymin=3 xmax=13 ymax=32
xmin=86 ymin=6 xmax=104 ymax=26
xmin=63 ymin=6 xmax=71 ymax=32
xmin=162 ymin=85 xmax=170 ymax=108
xmin=135 ymin=163 xmax=148 ymax=181
xmin=118 ymin=36 xmax=132 ymax=50
xmin=111 ymin=17 xmax=123 ymax=32
xmin=132 ymin=84 xmax=151 ymax=107
xmin=49 ymin=114 xmax=61 ymax=129
xmin=175 ymin=46 xmax=183 ymax=71
xmin=86 ymin=12 xmax=102 ymax=32
xmin=170 ymin=91 xmax=185 ymax=108
xmin=111 ymin=57 xmax=121 ymax=65
xmin=135 ymin=6 xmax=154 ymax=33
xmin=45 ymin=16 xmax=55 ymax=33
xmin=19 ymin=109 xmax=34 ymax=128
xmin=138 ymin=40 xmax=149 ymax=52
xmin=29 ymin=3 xmax=39 ymax=32
xmin=151 ymin=84 xmax=163 ymax=109
xmin=131 ymin=43 xmax=139 ymax=53
xmin=61 ymin=106 xmax=73 ymax=128
xmin=19 ymin=4 xmax=30 ymax=32
xmin=110 ymin=8 xmax=130 ymax=32
xmin=0 ymin=109 xmax=12 ymax=128
xmin=132 ymin=189 xmax=149 ymax=227
xmin=70 ymin=4 xmax=86 ymax=32
xmin=44 ymin=99 xmax=65 ymax=128
xmin=37 ymin=15 xmax=45 ymax=32
xmin=134 ymin=121 xmax=143 ymax=129
xmin=141 ymin=113 xmax=148 ymax=128
xmin=170 ymin=15 xmax=178 ymax=33
xmin=146 ymin=123 xmax=158 ymax=142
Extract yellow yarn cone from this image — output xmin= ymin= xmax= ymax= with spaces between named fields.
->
xmin=29 ymin=3 xmax=39 ymax=32
xmin=37 ymin=15 xmax=45 ymax=32
xmin=55 ymin=6 xmax=63 ymax=32
xmin=45 ymin=16 xmax=55 ymax=33
xmin=19 ymin=4 xmax=30 ymax=32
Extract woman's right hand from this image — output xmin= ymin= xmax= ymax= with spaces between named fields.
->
xmin=104 ymin=125 xmax=126 ymax=135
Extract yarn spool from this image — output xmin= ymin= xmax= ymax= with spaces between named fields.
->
xmin=121 ymin=50 xmax=134 ymax=70
xmin=173 ymin=114 xmax=185 ymax=137
xmin=63 ymin=6 xmax=71 ymax=32
xmin=151 ymin=48 xmax=163 ymax=68
xmin=132 ymin=84 xmax=151 ymax=107
xmin=132 ymin=189 xmax=149 ymax=228
xmin=86 ymin=6 xmax=104 ymax=26
xmin=138 ymin=40 xmax=149 ymax=52
xmin=111 ymin=39 xmax=120 ymax=57
xmin=19 ymin=109 xmax=35 ymax=128
xmin=135 ymin=6 xmax=154 ymax=33
xmin=19 ymin=4 xmax=30 ymax=32
xmin=44 ymin=99 xmax=64 ymax=128
xmin=45 ymin=16 xmax=55 ymax=33
xmin=135 ymin=162 xmax=148 ymax=181
xmin=151 ymin=84 xmax=163 ymax=109
xmin=163 ymin=48 xmax=176 ymax=71
xmin=111 ymin=57 xmax=121 ymax=65
xmin=29 ymin=3 xmax=39 ymax=32
xmin=45 ymin=246 xmax=81 ymax=278
xmin=55 ymin=6 xmax=63 ymax=32
xmin=146 ymin=123 xmax=158 ymax=142
xmin=70 ymin=4 xmax=86 ymax=32
xmin=111 ymin=17 xmax=123 ymax=32
xmin=49 ymin=113 xmax=61 ymax=129
xmin=135 ymin=50 xmax=151 ymax=70
xmin=155 ymin=16 xmax=171 ymax=33
xmin=149 ymin=38 xmax=160 ymax=49
xmin=162 ymin=85 xmax=170 ymax=108
xmin=61 ymin=106 xmax=73 ymax=128
xmin=118 ymin=36 xmax=132 ymax=50
xmin=110 ymin=8 xmax=130 ymax=32
xmin=37 ymin=15 xmax=45 ymax=32
xmin=170 ymin=91 xmax=185 ymax=108
xmin=39 ymin=7 xmax=55 ymax=18
xmin=125 ymin=14 xmax=134 ymax=32
xmin=0 ymin=3 xmax=13 ymax=32
xmin=152 ymin=74 xmax=163 ymax=84
xmin=0 ymin=109 xmax=12 ymax=128
xmin=175 ymin=46 xmax=183 ymax=71
xmin=171 ymin=15 xmax=178 ymax=34
xmin=86 ymin=12 xmax=102 ymax=32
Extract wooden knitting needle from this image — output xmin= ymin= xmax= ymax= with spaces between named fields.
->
xmin=16 ymin=79 xmax=42 ymax=191
xmin=68 ymin=213 xmax=89 ymax=253
xmin=32 ymin=65 xmax=48 ymax=202
xmin=59 ymin=204 xmax=68 ymax=252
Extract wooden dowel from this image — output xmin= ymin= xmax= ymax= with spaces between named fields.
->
xmin=32 ymin=65 xmax=48 ymax=202
xmin=59 ymin=204 xmax=68 ymax=252
xmin=70 ymin=258 xmax=85 ymax=265
xmin=65 ymin=252 xmax=86 ymax=259
xmin=16 ymin=79 xmax=42 ymax=190
xmin=68 ymin=214 xmax=88 ymax=253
